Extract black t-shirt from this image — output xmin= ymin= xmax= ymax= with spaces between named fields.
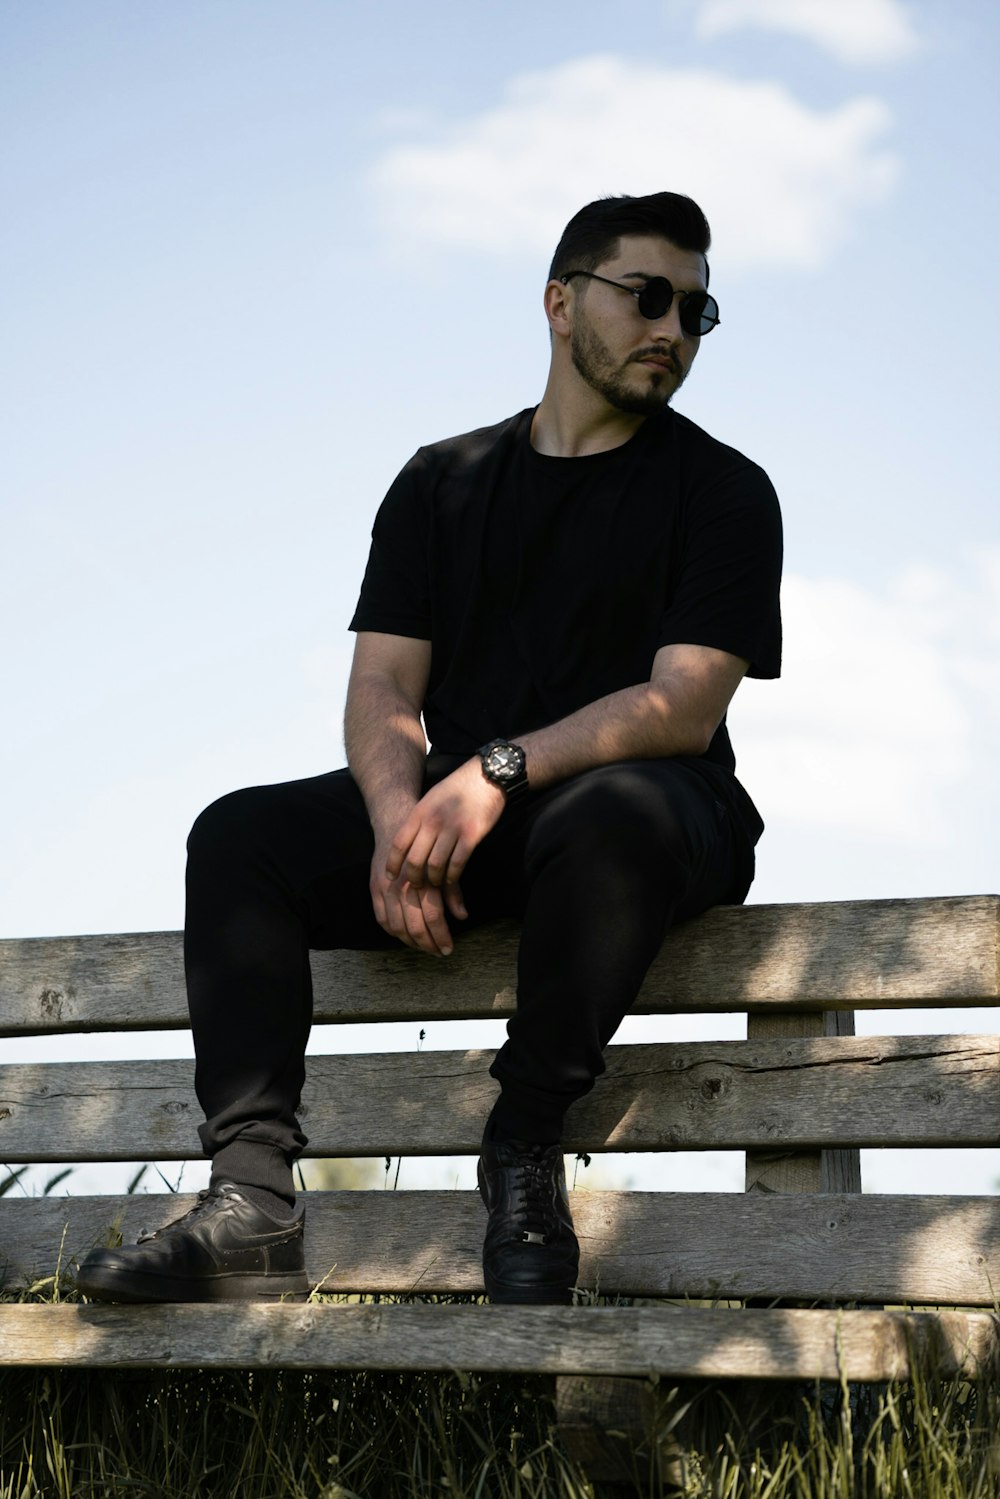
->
xmin=351 ymin=406 xmax=781 ymax=784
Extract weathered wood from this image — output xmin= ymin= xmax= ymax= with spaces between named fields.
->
xmin=746 ymin=1010 xmax=862 ymax=1195
xmin=0 ymin=1302 xmax=996 ymax=1381
xmin=3 ymin=896 xmax=997 ymax=1036
xmin=3 ymin=896 xmax=999 ymax=1393
xmin=554 ymin=1373 xmax=687 ymax=1488
xmin=5 ymin=1190 xmax=999 ymax=1306
xmin=2 ymin=1033 xmax=996 ymax=1163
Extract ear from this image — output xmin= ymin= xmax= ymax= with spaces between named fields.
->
xmin=543 ymin=277 xmax=573 ymax=338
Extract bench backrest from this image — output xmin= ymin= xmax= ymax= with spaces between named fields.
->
xmin=2 ymin=896 xmax=998 ymax=1306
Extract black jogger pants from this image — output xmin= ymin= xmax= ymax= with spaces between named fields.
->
xmin=184 ymin=753 xmax=756 ymax=1199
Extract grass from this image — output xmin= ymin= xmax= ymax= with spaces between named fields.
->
xmin=3 ymin=1273 xmax=1000 ymax=1498
xmin=0 ymin=1358 xmax=573 ymax=1499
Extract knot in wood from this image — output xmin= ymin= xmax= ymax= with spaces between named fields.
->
xmin=39 ymin=988 xmax=64 ymax=1020
xmin=699 ymin=1076 xmax=725 ymax=1102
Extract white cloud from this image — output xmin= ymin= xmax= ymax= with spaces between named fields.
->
xmin=370 ymin=55 xmax=898 ymax=270
xmin=729 ymin=552 xmax=1000 ymax=844
xmin=695 ymin=0 xmax=920 ymax=65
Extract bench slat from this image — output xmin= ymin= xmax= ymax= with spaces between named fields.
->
xmin=2 ymin=1034 xmax=997 ymax=1162
xmin=3 ymin=896 xmax=997 ymax=1036
xmin=0 ymin=1302 xmax=996 ymax=1381
xmin=4 ymin=1190 xmax=999 ymax=1306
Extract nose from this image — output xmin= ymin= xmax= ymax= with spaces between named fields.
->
xmin=647 ymin=294 xmax=685 ymax=342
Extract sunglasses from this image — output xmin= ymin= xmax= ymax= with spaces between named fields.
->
xmin=560 ymin=270 xmax=720 ymax=337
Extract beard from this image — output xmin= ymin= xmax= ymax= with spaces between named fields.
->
xmin=570 ymin=316 xmax=687 ymax=415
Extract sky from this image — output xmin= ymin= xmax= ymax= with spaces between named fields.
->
xmin=2 ymin=0 xmax=998 ymax=1202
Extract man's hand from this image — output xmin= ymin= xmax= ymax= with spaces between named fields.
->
xmin=373 ymin=759 xmax=505 ymax=955
xmin=369 ymin=832 xmax=467 ymax=957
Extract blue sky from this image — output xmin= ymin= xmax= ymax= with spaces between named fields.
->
xmin=2 ymin=0 xmax=998 ymax=1199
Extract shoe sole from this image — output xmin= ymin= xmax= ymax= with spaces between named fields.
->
xmin=76 ymin=1265 xmax=309 ymax=1304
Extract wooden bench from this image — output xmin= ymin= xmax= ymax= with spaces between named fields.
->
xmin=2 ymin=895 xmax=999 ymax=1399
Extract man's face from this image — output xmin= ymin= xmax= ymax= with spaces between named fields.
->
xmin=567 ymin=235 xmax=708 ymax=415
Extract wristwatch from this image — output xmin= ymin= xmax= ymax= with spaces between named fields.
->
xmin=478 ymin=739 xmax=529 ymax=802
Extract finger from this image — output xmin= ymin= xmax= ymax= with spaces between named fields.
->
xmin=385 ymin=817 xmax=419 ymax=880
xmin=398 ymin=881 xmax=450 ymax=957
xmin=417 ymin=884 xmax=455 ymax=956
xmin=378 ymin=884 xmax=420 ymax=950
xmin=369 ymin=867 xmax=392 ymax=933
xmin=443 ymin=835 xmax=474 ymax=888
xmin=424 ymin=829 xmax=461 ymax=889
xmin=400 ymin=826 xmax=442 ymax=889
xmin=396 ymin=880 xmax=436 ymax=948
xmin=444 ymin=880 xmax=468 ymax=922
xmin=377 ymin=871 xmax=430 ymax=953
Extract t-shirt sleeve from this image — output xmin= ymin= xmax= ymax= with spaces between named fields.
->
xmin=349 ymin=451 xmax=433 ymax=640
xmin=657 ymin=459 xmax=783 ymax=678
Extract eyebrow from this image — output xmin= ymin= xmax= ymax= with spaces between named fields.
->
xmin=617 ymin=270 xmax=654 ymax=281
xmin=619 ymin=269 xmax=706 ymax=291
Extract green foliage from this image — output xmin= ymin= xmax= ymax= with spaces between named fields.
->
xmin=1 ymin=1339 xmax=999 ymax=1497
xmin=0 ymin=1168 xmax=29 ymax=1199
xmin=0 ymin=1364 xmax=575 ymax=1499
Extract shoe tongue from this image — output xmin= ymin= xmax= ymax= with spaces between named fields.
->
xmin=508 ymin=1140 xmax=556 ymax=1158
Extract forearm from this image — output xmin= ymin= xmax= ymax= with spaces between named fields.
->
xmin=517 ymin=684 xmax=697 ymax=790
xmin=518 ymin=647 xmax=747 ymax=791
xmin=344 ymin=674 xmax=427 ymax=836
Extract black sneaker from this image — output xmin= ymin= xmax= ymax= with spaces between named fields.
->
xmin=75 ymin=1182 xmax=308 ymax=1303
xmin=477 ymin=1140 xmax=579 ymax=1304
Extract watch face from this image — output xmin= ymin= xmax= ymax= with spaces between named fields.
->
xmin=486 ymin=744 xmax=524 ymax=780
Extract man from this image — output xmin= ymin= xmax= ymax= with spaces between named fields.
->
xmin=78 ymin=191 xmax=782 ymax=1307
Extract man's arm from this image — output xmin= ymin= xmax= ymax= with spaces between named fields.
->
xmin=345 ymin=630 xmax=430 ymax=831
xmin=386 ymin=641 xmax=749 ymax=894
xmin=345 ymin=631 xmax=467 ymax=957
xmin=519 ymin=641 xmax=748 ymax=787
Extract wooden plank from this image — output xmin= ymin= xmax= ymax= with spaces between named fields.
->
xmin=1 ymin=1034 xmax=997 ymax=1162
xmin=0 ymin=1303 xmax=996 ymax=1381
xmin=746 ymin=1010 xmax=862 ymax=1195
xmin=3 ymin=896 xmax=997 ymax=1036
xmin=5 ymin=1190 xmax=1000 ymax=1307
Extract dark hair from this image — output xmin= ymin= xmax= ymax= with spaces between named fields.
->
xmin=548 ymin=192 xmax=711 ymax=286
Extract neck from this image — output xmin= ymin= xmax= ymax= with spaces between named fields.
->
xmin=530 ymin=374 xmax=648 ymax=457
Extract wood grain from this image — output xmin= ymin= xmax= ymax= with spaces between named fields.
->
xmin=1 ymin=1034 xmax=996 ymax=1162
xmin=3 ymin=896 xmax=997 ymax=1036
xmin=5 ymin=1189 xmax=999 ymax=1306
xmin=0 ymin=1302 xmax=996 ymax=1381
xmin=746 ymin=1010 xmax=862 ymax=1195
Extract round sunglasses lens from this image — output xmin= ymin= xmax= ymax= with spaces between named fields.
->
xmin=681 ymin=292 xmax=719 ymax=336
xmin=636 ymin=278 xmax=674 ymax=319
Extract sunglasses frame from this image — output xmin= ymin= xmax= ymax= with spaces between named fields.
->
xmin=559 ymin=270 xmax=720 ymax=337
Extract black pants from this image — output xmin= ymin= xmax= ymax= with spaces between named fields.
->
xmin=185 ymin=753 xmax=756 ymax=1198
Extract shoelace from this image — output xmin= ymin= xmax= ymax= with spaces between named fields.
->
xmin=507 ymin=1145 xmax=561 ymax=1246
xmin=137 ymin=1185 xmax=234 ymax=1243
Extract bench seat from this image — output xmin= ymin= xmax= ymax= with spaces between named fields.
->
xmin=2 ymin=894 xmax=998 ymax=1385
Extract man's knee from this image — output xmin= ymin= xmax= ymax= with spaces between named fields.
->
xmin=187 ymin=785 xmax=274 ymax=864
xmin=527 ymin=761 xmax=702 ymax=866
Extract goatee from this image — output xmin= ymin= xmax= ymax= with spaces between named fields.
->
xmin=570 ymin=323 xmax=685 ymax=415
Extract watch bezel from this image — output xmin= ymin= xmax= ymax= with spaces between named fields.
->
xmin=478 ymin=738 xmax=528 ymax=796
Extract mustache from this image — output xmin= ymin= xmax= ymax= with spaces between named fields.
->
xmin=629 ymin=348 xmax=680 ymax=375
